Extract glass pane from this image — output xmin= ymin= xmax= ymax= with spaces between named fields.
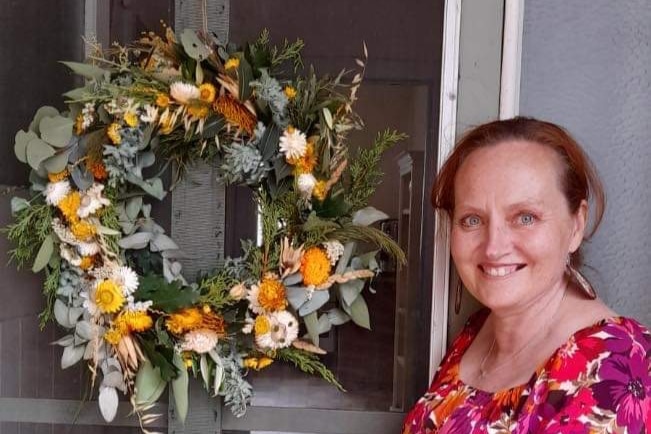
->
xmin=229 ymin=0 xmax=443 ymax=413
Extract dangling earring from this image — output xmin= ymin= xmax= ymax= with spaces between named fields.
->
xmin=454 ymin=278 xmax=463 ymax=314
xmin=566 ymin=256 xmax=597 ymax=299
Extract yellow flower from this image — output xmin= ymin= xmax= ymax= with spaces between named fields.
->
xmin=124 ymin=111 xmax=139 ymax=127
xmin=107 ymin=123 xmax=121 ymax=145
xmin=213 ymin=95 xmax=256 ymax=135
xmin=78 ymin=256 xmax=94 ymax=270
xmin=95 ymin=279 xmax=125 ymax=314
xmin=58 ymin=191 xmax=81 ymax=223
xmin=104 ymin=328 xmax=125 ymax=345
xmin=166 ymin=307 xmax=203 ymax=335
xmin=284 ymin=86 xmax=297 ymax=100
xmin=243 ymin=356 xmax=274 ymax=371
xmin=300 ymin=247 xmax=331 ymax=286
xmin=312 ymin=179 xmax=328 ymax=201
xmin=199 ymin=83 xmax=216 ymax=103
xmin=48 ymin=169 xmax=69 ymax=183
xmin=288 ymin=142 xmax=317 ymax=174
xmin=120 ymin=310 xmax=153 ymax=333
xmin=224 ymin=57 xmax=240 ymax=70
xmin=187 ymin=103 xmax=209 ymax=119
xmin=201 ymin=311 xmax=226 ymax=334
xmin=156 ymin=93 xmax=170 ymax=108
xmin=74 ymin=114 xmax=85 ymax=135
xmin=257 ymin=277 xmax=288 ymax=312
xmin=184 ymin=358 xmax=193 ymax=368
xmin=70 ymin=220 xmax=97 ymax=241
xmin=254 ymin=315 xmax=271 ymax=336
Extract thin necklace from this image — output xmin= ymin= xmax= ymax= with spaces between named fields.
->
xmin=478 ymin=290 xmax=566 ymax=379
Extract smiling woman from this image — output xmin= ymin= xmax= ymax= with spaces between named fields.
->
xmin=402 ymin=117 xmax=651 ymax=434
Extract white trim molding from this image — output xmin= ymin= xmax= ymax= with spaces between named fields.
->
xmin=429 ymin=0 xmax=461 ymax=381
xmin=499 ymin=0 xmax=525 ymax=119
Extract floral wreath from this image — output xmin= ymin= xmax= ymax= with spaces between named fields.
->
xmin=6 ymin=26 xmax=405 ymax=429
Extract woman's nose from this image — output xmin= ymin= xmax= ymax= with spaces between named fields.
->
xmin=483 ymin=222 xmax=511 ymax=259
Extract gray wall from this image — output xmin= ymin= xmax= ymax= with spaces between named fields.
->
xmin=519 ymin=0 xmax=650 ymax=325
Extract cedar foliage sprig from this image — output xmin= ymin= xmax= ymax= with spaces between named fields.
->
xmin=4 ymin=201 xmax=54 ymax=268
xmin=276 ymin=347 xmax=345 ymax=391
xmin=345 ymin=129 xmax=407 ymax=211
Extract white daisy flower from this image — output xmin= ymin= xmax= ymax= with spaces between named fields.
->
xmin=323 ymin=240 xmax=345 ymax=266
xmin=242 ymin=316 xmax=254 ymax=334
xmin=45 ymin=180 xmax=71 ymax=206
xmin=170 ymin=82 xmax=200 ymax=104
xmin=80 ymin=288 xmax=99 ymax=316
xmin=229 ymin=282 xmax=247 ymax=300
xmin=246 ymin=284 xmax=263 ymax=314
xmin=279 ymin=127 xmax=307 ymax=160
xmin=126 ymin=300 xmax=153 ymax=312
xmin=140 ymin=104 xmax=159 ymax=123
xmin=113 ymin=266 xmax=139 ymax=295
xmin=296 ymin=173 xmax=317 ymax=198
xmin=180 ymin=329 xmax=220 ymax=353
xmin=77 ymin=241 xmax=101 ymax=256
xmin=255 ymin=311 xmax=299 ymax=350
xmin=60 ymin=244 xmax=82 ymax=266
xmin=77 ymin=183 xmax=111 ymax=218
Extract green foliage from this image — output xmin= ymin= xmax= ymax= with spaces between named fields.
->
xmin=251 ymin=29 xmax=304 ymax=73
xmin=219 ymin=349 xmax=253 ymax=417
xmin=39 ymin=265 xmax=61 ymax=329
xmin=276 ymin=347 xmax=345 ymax=391
xmin=333 ymin=225 xmax=406 ymax=265
xmin=198 ymin=271 xmax=238 ymax=310
xmin=134 ymin=275 xmax=200 ymax=312
xmin=4 ymin=201 xmax=54 ymax=268
xmin=345 ymin=129 xmax=407 ymax=211
xmin=138 ymin=337 xmax=179 ymax=382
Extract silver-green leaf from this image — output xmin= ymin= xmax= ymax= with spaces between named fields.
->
xmin=32 ymin=234 xmax=54 ymax=273
xmin=39 ymin=116 xmax=74 ymax=148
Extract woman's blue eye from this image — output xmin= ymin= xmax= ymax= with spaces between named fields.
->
xmin=519 ymin=213 xmax=535 ymax=225
xmin=462 ymin=215 xmax=481 ymax=227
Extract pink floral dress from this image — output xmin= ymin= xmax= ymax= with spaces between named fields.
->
xmin=402 ymin=310 xmax=651 ymax=433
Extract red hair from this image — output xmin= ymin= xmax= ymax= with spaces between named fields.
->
xmin=432 ymin=117 xmax=605 ymax=266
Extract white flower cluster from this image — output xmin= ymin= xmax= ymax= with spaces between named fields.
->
xmin=81 ymin=103 xmax=95 ymax=130
xmin=45 ymin=180 xmax=71 ymax=206
xmin=296 ymin=173 xmax=317 ymax=199
xmin=170 ymin=81 xmax=200 ymax=104
xmin=279 ymin=127 xmax=307 ymax=160
xmin=140 ymin=104 xmax=159 ymax=124
xmin=254 ymin=311 xmax=299 ymax=350
xmin=322 ymin=240 xmax=345 ymax=266
xmin=78 ymin=184 xmax=111 ymax=218
xmin=180 ymin=329 xmax=220 ymax=353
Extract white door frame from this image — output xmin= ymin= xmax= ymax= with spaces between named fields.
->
xmin=429 ymin=0 xmax=525 ymax=380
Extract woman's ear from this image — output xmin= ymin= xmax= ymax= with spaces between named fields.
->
xmin=569 ymin=199 xmax=588 ymax=253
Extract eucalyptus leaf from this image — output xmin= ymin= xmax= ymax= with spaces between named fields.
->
xmin=14 ymin=130 xmax=38 ymax=163
xmin=28 ymin=106 xmax=60 ymax=134
xmin=283 ymin=273 xmax=303 ymax=287
xmin=298 ymin=290 xmax=330 ymax=316
xmin=138 ymin=151 xmax=156 ymax=169
xmin=26 ymin=138 xmax=55 ymax=171
xmin=43 ymin=148 xmax=72 ymax=173
xmin=303 ymin=311 xmax=320 ymax=346
xmin=39 ymin=116 xmax=74 ymax=148
xmin=102 ymin=371 xmax=125 ymax=389
xmin=286 ymin=286 xmax=309 ymax=310
xmin=338 ymin=279 xmax=365 ymax=306
xmin=326 ymin=308 xmax=351 ymax=326
xmin=10 ymin=197 xmax=30 ymax=215
xmin=351 ymin=250 xmax=380 ymax=272
xmin=118 ymin=232 xmax=153 ymax=250
xmin=62 ymin=86 xmax=88 ymax=101
xmin=68 ymin=307 xmax=84 ymax=326
xmin=98 ymin=386 xmax=119 ymax=423
xmin=97 ymin=225 xmax=121 ymax=236
xmin=150 ymin=233 xmax=179 ymax=252
xmin=60 ymin=61 xmax=108 ymax=81
xmin=61 ymin=345 xmax=85 ymax=369
xmin=54 ymin=299 xmax=71 ymax=328
xmin=32 ymin=234 xmax=54 ymax=273
xmin=180 ymin=29 xmax=211 ymax=61
xmin=317 ymin=314 xmax=332 ymax=334
xmin=70 ymin=165 xmax=94 ymax=191
xmin=125 ymin=196 xmax=143 ymax=220
xmin=135 ymin=361 xmax=167 ymax=404
xmin=171 ymin=353 xmax=189 ymax=423
xmin=29 ymin=170 xmax=47 ymax=192
xmin=126 ymin=175 xmax=166 ymax=200
xmin=347 ymin=294 xmax=371 ymax=330
xmin=352 ymin=206 xmax=389 ymax=227
xmin=258 ymin=123 xmax=280 ymax=161
xmin=75 ymin=320 xmax=93 ymax=341
xmin=335 ymin=242 xmax=356 ymax=274
xmin=51 ymin=334 xmax=75 ymax=347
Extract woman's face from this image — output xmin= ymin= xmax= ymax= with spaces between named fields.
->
xmin=450 ymin=140 xmax=587 ymax=313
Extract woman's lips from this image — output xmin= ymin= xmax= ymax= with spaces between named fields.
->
xmin=479 ymin=263 xmax=526 ymax=277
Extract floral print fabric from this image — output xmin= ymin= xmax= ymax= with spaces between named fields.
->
xmin=402 ymin=311 xmax=651 ymax=433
